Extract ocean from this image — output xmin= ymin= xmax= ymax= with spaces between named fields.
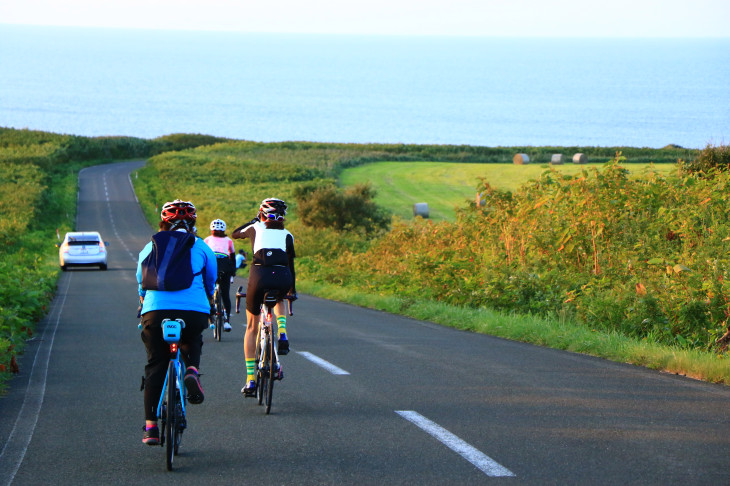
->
xmin=1 ymin=25 xmax=728 ymax=148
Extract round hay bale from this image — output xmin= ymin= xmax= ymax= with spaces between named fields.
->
xmin=413 ymin=202 xmax=429 ymax=218
xmin=550 ymin=154 xmax=563 ymax=165
xmin=513 ymin=153 xmax=530 ymax=165
xmin=573 ymin=153 xmax=587 ymax=164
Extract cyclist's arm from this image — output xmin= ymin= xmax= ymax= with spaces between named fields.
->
xmin=230 ymin=217 xmax=259 ymax=240
xmin=136 ymin=241 xmax=153 ymax=301
xmin=286 ymin=233 xmax=296 ymax=295
xmin=199 ymin=241 xmax=218 ymax=299
xmin=227 ymin=238 xmax=236 ymax=275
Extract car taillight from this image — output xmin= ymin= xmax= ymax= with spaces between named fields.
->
xmin=99 ymin=241 xmax=106 ymax=252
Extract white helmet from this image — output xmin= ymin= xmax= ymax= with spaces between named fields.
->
xmin=210 ymin=219 xmax=226 ymax=231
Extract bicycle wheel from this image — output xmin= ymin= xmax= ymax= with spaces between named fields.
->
xmin=165 ymin=361 xmax=177 ymax=471
xmin=173 ymin=390 xmax=184 ymax=455
xmin=264 ymin=329 xmax=275 ymax=414
xmin=257 ymin=333 xmax=268 ymax=407
xmin=215 ymin=288 xmax=223 ymax=341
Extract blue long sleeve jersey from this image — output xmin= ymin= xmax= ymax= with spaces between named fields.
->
xmin=137 ymin=235 xmax=217 ymax=314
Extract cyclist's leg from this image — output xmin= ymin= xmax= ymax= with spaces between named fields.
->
xmin=219 ymin=273 xmax=232 ymax=330
xmin=243 ymin=308 xmax=259 ymax=393
xmin=140 ymin=311 xmax=168 ymax=444
xmin=270 ymin=267 xmax=293 ymax=353
xmin=274 ymin=300 xmax=289 ymax=354
xmin=177 ymin=310 xmax=208 ymax=404
xmin=242 ymin=268 xmax=264 ymax=394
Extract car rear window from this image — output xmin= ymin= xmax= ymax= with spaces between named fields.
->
xmin=68 ymin=239 xmax=100 ymax=245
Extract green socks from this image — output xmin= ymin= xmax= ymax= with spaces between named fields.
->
xmin=246 ymin=358 xmax=255 ymax=382
xmin=277 ymin=316 xmax=287 ymax=337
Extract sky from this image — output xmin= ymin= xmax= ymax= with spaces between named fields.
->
xmin=0 ymin=0 xmax=728 ymax=37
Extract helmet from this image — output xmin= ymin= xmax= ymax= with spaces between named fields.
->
xmin=210 ymin=219 xmax=226 ymax=232
xmin=161 ymin=199 xmax=197 ymax=223
xmin=259 ymin=198 xmax=287 ymax=221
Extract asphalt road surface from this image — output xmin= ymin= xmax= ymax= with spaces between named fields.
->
xmin=1 ymin=160 xmax=729 ymax=485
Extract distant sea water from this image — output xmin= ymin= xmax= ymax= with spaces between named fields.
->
xmin=1 ymin=25 xmax=728 ymax=148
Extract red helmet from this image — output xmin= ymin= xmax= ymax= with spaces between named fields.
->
xmin=161 ymin=199 xmax=197 ymax=223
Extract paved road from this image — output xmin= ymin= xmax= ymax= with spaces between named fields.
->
xmin=1 ymin=160 xmax=730 ymax=485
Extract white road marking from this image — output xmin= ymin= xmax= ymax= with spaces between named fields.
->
xmin=296 ymin=351 xmax=350 ymax=375
xmin=395 ymin=410 xmax=515 ymax=478
xmin=103 ymin=170 xmax=136 ymax=262
xmin=128 ymin=170 xmax=140 ymax=203
xmin=0 ymin=273 xmax=73 ymax=485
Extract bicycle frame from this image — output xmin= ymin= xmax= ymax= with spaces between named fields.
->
xmin=256 ymin=296 xmax=280 ymax=413
xmin=235 ymin=287 xmax=295 ymax=414
xmin=157 ymin=319 xmax=187 ymax=455
xmin=157 ymin=319 xmax=186 ymax=420
xmin=258 ymin=298 xmax=280 ymax=369
xmin=212 ymin=282 xmax=225 ymax=341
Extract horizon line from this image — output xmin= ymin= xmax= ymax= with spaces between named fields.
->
xmin=2 ymin=23 xmax=729 ymax=39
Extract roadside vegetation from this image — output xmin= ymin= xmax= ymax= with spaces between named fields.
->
xmin=2 ymin=127 xmax=729 ymax=390
xmin=0 ymin=127 xmax=229 ymax=390
xmin=130 ymin=139 xmax=730 ymax=383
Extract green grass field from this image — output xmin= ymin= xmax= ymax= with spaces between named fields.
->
xmin=339 ymin=162 xmax=680 ymax=221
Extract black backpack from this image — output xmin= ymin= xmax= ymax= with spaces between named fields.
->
xmin=141 ymin=231 xmax=200 ymax=291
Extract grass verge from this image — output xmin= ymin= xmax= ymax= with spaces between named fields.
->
xmin=298 ymin=279 xmax=730 ymax=385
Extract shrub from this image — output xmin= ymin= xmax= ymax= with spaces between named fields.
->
xmin=326 ymin=153 xmax=730 ymax=351
xmin=684 ymin=143 xmax=730 ymax=173
xmin=294 ymin=182 xmax=391 ymax=234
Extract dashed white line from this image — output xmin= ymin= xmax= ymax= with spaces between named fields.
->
xmin=395 ymin=410 xmax=515 ymax=478
xmin=296 ymin=351 xmax=350 ymax=375
xmin=103 ymin=170 xmax=136 ymax=262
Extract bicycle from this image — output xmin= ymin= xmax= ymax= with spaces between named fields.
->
xmin=211 ymin=280 xmax=226 ymax=341
xmin=236 ymin=286 xmax=294 ymax=414
xmin=157 ymin=318 xmax=188 ymax=471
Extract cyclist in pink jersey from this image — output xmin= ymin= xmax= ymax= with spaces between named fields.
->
xmin=204 ymin=219 xmax=236 ymax=332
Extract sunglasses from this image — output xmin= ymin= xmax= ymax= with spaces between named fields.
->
xmin=264 ymin=213 xmax=284 ymax=221
xmin=167 ymin=207 xmax=196 ymax=218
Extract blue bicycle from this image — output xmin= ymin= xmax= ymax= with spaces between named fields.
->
xmin=158 ymin=318 xmax=187 ymax=471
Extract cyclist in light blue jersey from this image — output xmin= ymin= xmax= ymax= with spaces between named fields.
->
xmin=137 ymin=199 xmax=217 ymax=446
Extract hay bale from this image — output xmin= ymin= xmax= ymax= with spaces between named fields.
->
xmin=550 ymin=154 xmax=563 ymax=165
xmin=413 ymin=202 xmax=429 ymax=218
xmin=573 ymin=153 xmax=587 ymax=164
xmin=513 ymin=153 xmax=530 ymax=165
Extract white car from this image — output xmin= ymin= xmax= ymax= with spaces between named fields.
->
xmin=58 ymin=231 xmax=108 ymax=271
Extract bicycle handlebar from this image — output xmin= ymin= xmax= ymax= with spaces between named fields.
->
xmin=235 ymin=285 xmax=295 ymax=316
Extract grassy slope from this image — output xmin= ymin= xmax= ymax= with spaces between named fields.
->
xmin=339 ymin=162 xmax=679 ymax=221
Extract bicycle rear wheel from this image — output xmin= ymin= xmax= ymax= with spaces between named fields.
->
xmin=165 ymin=361 xmax=177 ymax=471
xmin=214 ymin=289 xmax=223 ymax=341
xmin=264 ymin=330 xmax=275 ymax=414
xmin=173 ymin=390 xmax=184 ymax=456
xmin=256 ymin=333 xmax=268 ymax=407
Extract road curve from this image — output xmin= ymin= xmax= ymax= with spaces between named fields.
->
xmin=1 ymin=160 xmax=730 ymax=485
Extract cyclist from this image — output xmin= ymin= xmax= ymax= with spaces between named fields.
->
xmin=235 ymin=249 xmax=247 ymax=270
xmin=137 ymin=199 xmax=217 ymax=446
xmin=231 ymin=197 xmax=296 ymax=396
xmin=204 ymin=218 xmax=236 ymax=332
